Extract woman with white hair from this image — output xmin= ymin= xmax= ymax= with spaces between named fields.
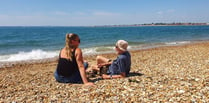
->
xmin=89 ymin=40 xmax=131 ymax=79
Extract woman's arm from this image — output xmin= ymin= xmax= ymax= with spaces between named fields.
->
xmin=102 ymin=72 xmax=126 ymax=79
xmin=75 ymin=48 xmax=94 ymax=85
xmin=97 ymin=61 xmax=112 ymax=68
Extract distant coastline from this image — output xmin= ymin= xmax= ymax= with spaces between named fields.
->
xmin=1 ymin=22 xmax=209 ymax=27
xmin=92 ymin=22 xmax=209 ymax=27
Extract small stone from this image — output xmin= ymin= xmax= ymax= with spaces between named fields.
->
xmin=177 ymin=90 xmax=185 ymax=94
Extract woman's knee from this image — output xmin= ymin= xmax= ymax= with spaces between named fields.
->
xmin=96 ymin=55 xmax=102 ymax=61
xmin=96 ymin=55 xmax=107 ymax=62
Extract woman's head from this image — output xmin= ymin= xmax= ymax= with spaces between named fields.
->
xmin=115 ymin=40 xmax=128 ymax=54
xmin=65 ymin=33 xmax=80 ymax=48
xmin=65 ymin=33 xmax=80 ymax=60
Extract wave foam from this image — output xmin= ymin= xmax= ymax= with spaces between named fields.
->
xmin=82 ymin=46 xmax=115 ymax=55
xmin=0 ymin=49 xmax=59 ymax=62
xmin=0 ymin=47 xmax=115 ymax=62
xmin=165 ymin=41 xmax=191 ymax=45
xmin=0 ymin=41 xmax=192 ymax=62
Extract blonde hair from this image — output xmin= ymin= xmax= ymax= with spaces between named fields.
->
xmin=65 ymin=33 xmax=79 ymax=60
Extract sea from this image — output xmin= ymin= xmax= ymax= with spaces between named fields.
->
xmin=0 ymin=25 xmax=209 ymax=62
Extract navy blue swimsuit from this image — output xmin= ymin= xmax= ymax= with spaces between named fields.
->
xmin=56 ymin=49 xmax=79 ymax=77
xmin=54 ymin=49 xmax=82 ymax=83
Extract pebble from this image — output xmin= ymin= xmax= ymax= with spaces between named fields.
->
xmin=0 ymin=42 xmax=209 ymax=102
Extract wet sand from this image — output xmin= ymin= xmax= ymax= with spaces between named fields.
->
xmin=0 ymin=42 xmax=208 ymax=102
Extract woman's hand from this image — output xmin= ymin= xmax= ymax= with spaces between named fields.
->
xmin=102 ymin=74 xmax=110 ymax=79
xmin=102 ymin=73 xmax=125 ymax=79
xmin=97 ymin=63 xmax=104 ymax=68
xmin=84 ymin=82 xmax=94 ymax=86
xmin=97 ymin=62 xmax=110 ymax=68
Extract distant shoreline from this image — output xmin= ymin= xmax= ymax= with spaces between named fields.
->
xmin=0 ymin=22 xmax=209 ymax=27
xmin=92 ymin=22 xmax=209 ymax=27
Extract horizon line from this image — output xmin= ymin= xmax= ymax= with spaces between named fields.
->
xmin=0 ymin=22 xmax=209 ymax=27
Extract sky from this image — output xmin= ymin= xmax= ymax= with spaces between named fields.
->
xmin=0 ymin=0 xmax=209 ymax=26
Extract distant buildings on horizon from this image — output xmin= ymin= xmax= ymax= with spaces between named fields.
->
xmin=93 ymin=22 xmax=209 ymax=27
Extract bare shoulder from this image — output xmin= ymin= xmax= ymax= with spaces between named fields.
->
xmin=75 ymin=48 xmax=82 ymax=55
xmin=60 ymin=48 xmax=66 ymax=57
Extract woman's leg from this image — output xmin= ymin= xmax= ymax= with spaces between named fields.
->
xmin=96 ymin=56 xmax=110 ymax=65
xmin=83 ymin=62 xmax=88 ymax=69
xmin=54 ymin=63 xmax=88 ymax=83
xmin=86 ymin=56 xmax=110 ymax=72
xmin=54 ymin=70 xmax=77 ymax=83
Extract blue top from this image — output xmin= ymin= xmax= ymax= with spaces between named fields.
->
xmin=108 ymin=51 xmax=131 ymax=75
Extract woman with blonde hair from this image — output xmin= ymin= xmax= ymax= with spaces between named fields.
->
xmin=54 ymin=33 xmax=93 ymax=85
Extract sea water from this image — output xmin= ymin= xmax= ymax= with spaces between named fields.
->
xmin=0 ymin=25 xmax=209 ymax=62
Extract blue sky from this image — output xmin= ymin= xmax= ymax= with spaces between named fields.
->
xmin=0 ymin=0 xmax=209 ymax=26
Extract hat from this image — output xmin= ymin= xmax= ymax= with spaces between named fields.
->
xmin=116 ymin=40 xmax=128 ymax=51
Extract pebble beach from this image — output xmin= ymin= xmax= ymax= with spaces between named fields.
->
xmin=0 ymin=42 xmax=208 ymax=102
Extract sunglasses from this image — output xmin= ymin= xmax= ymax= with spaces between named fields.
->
xmin=73 ymin=39 xmax=80 ymax=43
